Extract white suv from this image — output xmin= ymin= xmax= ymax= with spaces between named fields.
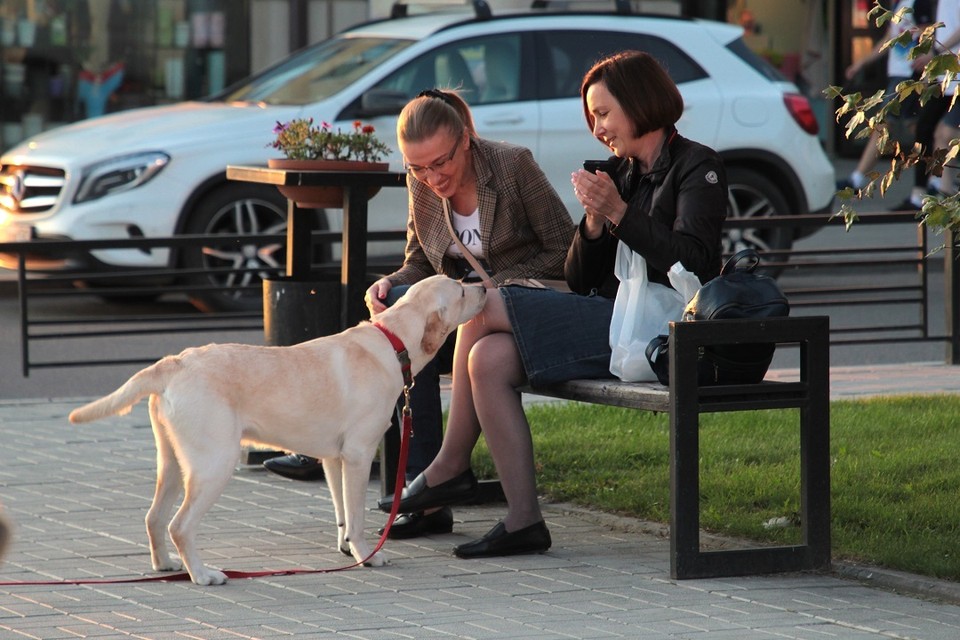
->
xmin=0 ymin=5 xmax=835 ymax=312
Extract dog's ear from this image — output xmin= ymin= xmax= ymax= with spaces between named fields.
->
xmin=421 ymin=309 xmax=450 ymax=355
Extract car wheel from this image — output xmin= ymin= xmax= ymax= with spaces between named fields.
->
xmin=181 ymin=184 xmax=291 ymax=313
xmin=724 ymin=167 xmax=794 ymax=276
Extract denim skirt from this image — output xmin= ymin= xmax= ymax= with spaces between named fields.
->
xmin=499 ymin=285 xmax=615 ymax=387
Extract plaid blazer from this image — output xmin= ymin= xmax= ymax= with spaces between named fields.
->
xmin=387 ymin=137 xmax=575 ymax=286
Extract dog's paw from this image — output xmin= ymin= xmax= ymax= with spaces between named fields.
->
xmin=361 ymin=551 xmax=386 ymax=567
xmin=152 ymin=556 xmax=182 ymax=572
xmin=339 ymin=542 xmax=352 ymax=557
xmin=191 ymin=568 xmax=228 ymax=586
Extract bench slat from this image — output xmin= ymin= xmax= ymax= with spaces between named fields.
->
xmin=525 ymin=379 xmax=668 ymax=412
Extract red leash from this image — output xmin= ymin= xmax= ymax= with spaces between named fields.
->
xmin=0 ymin=324 xmax=416 ymax=587
xmin=0 ymin=413 xmax=412 ymax=586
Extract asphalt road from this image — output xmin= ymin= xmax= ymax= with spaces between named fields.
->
xmin=0 ymin=287 xmax=265 ymax=400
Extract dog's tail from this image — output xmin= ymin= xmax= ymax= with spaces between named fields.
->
xmin=69 ymin=357 xmax=177 ymax=424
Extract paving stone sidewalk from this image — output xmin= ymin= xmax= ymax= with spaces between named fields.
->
xmin=1 ymin=374 xmax=960 ymax=639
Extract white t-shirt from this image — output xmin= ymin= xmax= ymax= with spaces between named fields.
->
xmin=446 ymin=208 xmax=484 ymax=258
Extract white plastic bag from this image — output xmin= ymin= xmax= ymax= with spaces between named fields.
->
xmin=667 ymin=260 xmax=702 ymax=306
xmin=608 ymin=242 xmax=693 ymax=382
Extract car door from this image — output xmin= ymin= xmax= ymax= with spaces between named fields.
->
xmin=465 ymin=32 xmax=540 ymax=156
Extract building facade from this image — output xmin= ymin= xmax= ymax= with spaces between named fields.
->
xmin=0 ymin=0 xmax=883 ymax=154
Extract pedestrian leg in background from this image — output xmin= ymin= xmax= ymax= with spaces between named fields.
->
xmin=934 ymin=106 xmax=960 ymax=197
xmin=894 ymin=95 xmax=950 ymax=210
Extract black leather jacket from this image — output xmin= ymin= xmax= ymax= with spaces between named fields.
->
xmin=565 ymin=127 xmax=727 ymax=298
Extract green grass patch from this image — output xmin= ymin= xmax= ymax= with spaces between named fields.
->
xmin=468 ymin=395 xmax=960 ymax=580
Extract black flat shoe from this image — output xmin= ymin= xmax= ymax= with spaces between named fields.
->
xmin=263 ymin=454 xmax=325 ymax=481
xmin=377 ymin=469 xmax=478 ymax=513
xmin=378 ymin=507 xmax=454 ymax=539
xmin=454 ymin=521 xmax=551 ymax=559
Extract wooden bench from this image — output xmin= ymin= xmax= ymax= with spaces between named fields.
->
xmin=382 ymin=315 xmax=831 ymax=580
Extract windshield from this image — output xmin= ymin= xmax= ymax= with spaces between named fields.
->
xmin=217 ymin=36 xmax=413 ymax=105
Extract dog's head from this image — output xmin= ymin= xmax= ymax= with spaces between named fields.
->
xmin=388 ymin=275 xmax=486 ymax=358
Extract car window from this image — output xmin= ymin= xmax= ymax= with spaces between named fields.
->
xmin=726 ymin=37 xmax=786 ymax=83
xmin=537 ymin=30 xmax=708 ymax=100
xmin=371 ymin=34 xmax=522 ymax=107
xmin=217 ymin=37 xmax=412 ymax=105
xmin=475 ymin=34 xmax=522 ymax=105
xmin=373 ymin=42 xmax=479 ymax=101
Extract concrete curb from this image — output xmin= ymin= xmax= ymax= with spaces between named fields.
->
xmin=550 ymin=501 xmax=960 ymax=606
xmin=832 ymin=560 xmax=960 ymax=606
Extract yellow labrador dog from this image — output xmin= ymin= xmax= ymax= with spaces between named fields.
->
xmin=70 ymin=275 xmax=485 ymax=585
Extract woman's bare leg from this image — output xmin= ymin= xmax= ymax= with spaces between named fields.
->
xmin=468 ymin=332 xmax=542 ymax=531
xmin=420 ymin=290 xmax=542 ymax=531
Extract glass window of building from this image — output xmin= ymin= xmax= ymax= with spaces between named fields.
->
xmin=1 ymin=0 xmax=250 ymax=151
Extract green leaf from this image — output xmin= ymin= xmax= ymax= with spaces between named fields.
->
xmin=881 ymin=30 xmax=914 ymax=54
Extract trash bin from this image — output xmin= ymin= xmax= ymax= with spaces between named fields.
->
xmin=262 ymin=277 xmax=340 ymax=346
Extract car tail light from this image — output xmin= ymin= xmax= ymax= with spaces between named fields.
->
xmin=783 ymin=93 xmax=819 ymax=136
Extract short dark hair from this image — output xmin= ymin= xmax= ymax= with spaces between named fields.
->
xmin=580 ymin=51 xmax=683 ymax=138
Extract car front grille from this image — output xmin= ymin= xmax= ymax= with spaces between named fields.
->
xmin=0 ymin=164 xmax=66 ymax=214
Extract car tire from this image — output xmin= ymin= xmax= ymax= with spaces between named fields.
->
xmin=180 ymin=184 xmax=292 ymax=313
xmin=724 ymin=166 xmax=794 ymax=277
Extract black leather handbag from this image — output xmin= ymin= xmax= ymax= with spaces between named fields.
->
xmin=645 ymin=249 xmax=789 ymax=385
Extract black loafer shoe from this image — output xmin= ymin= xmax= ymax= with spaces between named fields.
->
xmin=453 ymin=520 xmax=552 ymax=559
xmin=263 ymin=454 xmax=325 ymax=481
xmin=377 ymin=469 xmax=478 ymax=513
xmin=454 ymin=520 xmax=551 ymax=559
xmin=378 ymin=507 xmax=454 ymax=539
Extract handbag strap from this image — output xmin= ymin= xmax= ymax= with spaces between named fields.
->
xmin=721 ymin=248 xmax=761 ymax=276
xmin=442 ymin=198 xmax=495 ymax=288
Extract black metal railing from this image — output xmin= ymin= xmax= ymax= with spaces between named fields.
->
xmin=1 ymin=211 xmax=957 ymax=375
xmin=1 ymin=229 xmax=404 ymax=375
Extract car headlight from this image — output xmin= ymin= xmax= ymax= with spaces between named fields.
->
xmin=73 ymin=152 xmax=171 ymax=204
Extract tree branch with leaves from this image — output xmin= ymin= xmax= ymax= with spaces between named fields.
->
xmin=826 ymin=0 xmax=960 ymax=236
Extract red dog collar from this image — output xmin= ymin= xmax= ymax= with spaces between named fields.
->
xmin=373 ymin=322 xmax=412 ymax=387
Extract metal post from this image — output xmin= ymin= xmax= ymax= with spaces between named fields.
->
xmin=679 ymin=0 xmax=727 ymax=20
xmin=289 ymin=0 xmax=308 ymax=52
xmin=945 ymin=228 xmax=960 ymax=364
xmin=18 ymin=252 xmax=28 ymax=377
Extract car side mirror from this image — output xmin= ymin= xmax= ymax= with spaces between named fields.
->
xmin=358 ymin=89 xmax=409 ymax=117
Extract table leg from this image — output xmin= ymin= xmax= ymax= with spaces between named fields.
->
xmin=286 ymin=200 xmax=314 ymax=279
xmin=341 ymin=186 xmax=369 ymax=329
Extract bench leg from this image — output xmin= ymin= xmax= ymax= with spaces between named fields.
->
xmin=669 ymin=322 xmax=831 ymax=579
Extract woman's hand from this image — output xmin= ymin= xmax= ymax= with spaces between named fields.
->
xmin=571 ymin=169 xmax=627 ymax=237
xmin=365 ymin=278 xmax=392 ymax=316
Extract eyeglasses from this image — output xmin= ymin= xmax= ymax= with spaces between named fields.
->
xmin=404 ymin=136 xmax=461 ymax=180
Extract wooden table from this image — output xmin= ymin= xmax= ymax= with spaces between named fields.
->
xmin=226 ymin=165 xmax=407 ymax=330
